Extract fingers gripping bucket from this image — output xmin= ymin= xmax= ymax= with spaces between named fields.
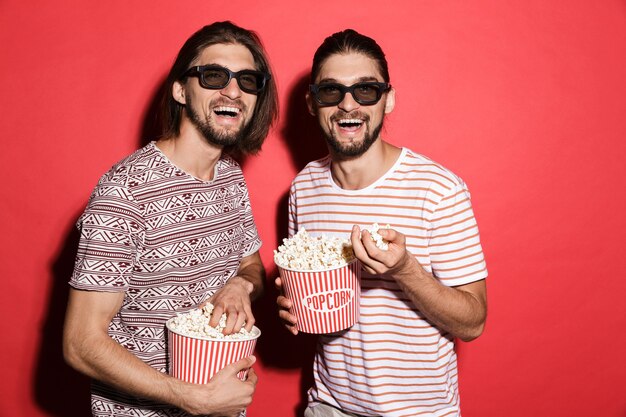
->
xmin=279 ymin=260 xmax=361 ymax=334
xmin=166 ymin=320 xmax=260 ymax=384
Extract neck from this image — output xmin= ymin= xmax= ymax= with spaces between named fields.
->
xmin=330 ymin=139 xmax=401 ymax=190
xmin=156 ymin=119 xmax=223 ymax=181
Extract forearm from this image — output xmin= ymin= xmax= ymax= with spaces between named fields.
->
xmin=63 ymin=326 xmax=185 ymax=408
xmin=393 ymin=252 xmax=487 ymax=341
xmin=64 ymin=328 xmax=256 ymax=415
xmin=63 ymin=287 xmax=256 ymax=415
xmin=234 ymin=254 xmax=265 ymax=301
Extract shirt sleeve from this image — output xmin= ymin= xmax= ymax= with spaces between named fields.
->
xmin=239 ymin=177 xmax=262 ymax=257
xmin=428 ymin=182 xmax=488 ymax=287
xmin=70 ymin=175 xmax=145 ymax=291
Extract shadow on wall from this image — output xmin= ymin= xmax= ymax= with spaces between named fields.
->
xmin=34 ymin=216 xmax=91 ymax=416
xmin=279 ymin=72 xmax=328 ymax=171
xmin=32 ymin=76 xmax=169 ymax=416
xmin=139 ymin=74 xmax=167 ymax=149
xmin=253 ymin=72 xmax=328 ymax=416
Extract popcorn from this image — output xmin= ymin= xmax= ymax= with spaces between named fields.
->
xmin=274 ymin=224 xmax=391 ymax=270
xmin=274 ymin=228 xmax=355 ymax=270
xmin=168 ymin=303 xmax=258 ymax=340
xmin=365 ymin=223 xmax=390 ymax=250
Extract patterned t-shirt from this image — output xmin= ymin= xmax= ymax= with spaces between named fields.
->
xmin=70 ymin=142 xmax=262 ymax=416
xmin=288 ymin=148 xmax=488 ymax=417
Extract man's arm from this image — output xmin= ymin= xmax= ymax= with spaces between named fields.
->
xmin=351 ymin=226 xmax=487 ymax=342
xmin=208 ymin=250 xmax=265 ymax=334
xmin=63 ymin=288 xmax=258 ymax=415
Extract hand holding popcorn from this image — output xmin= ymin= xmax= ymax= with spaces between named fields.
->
xmin=274 ymin=228 xmax=362 ymax=334
xmin=168 ymin=303 xmax=258 ymax=340
xmin=351 ymin=225 xmax=413 ymax=277
xmin=207 ymin=276 xmax=255 ymax=334
xmin=364 ymin=223 xmax=391 ymax=250
xmin=167 ymin=304 xmax=260 ymax=386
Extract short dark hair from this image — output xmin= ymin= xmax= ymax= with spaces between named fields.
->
xmin=160 ymin=21 xmax=278 ymax=156
xmin=311 ymin=29 xmax=390 ymax=83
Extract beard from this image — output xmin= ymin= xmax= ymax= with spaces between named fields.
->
xmin=323 ymin=111 xmax=383 ymax=158
xmin=185 ymin=97 xmax=249 ymax=147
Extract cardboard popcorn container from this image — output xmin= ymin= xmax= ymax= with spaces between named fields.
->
xmin=278 ymin=260 xmax=361 ymax=334
xmin=166 ymin=321 xmax=260 ymax=384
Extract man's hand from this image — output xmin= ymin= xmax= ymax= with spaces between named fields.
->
xmin=350 ymin=225 xmax=413 ymax=276
xmin=206 ymin=251 xmax=264 ymax=335
xmin=208 ymin=276 xmax=255 ymax=334
xmin=275 ymin=277 xmax=298 ymax=335
xmin=64 ymin=288 xmax=260 ymax=414
xmin=176 ymin=355 xmax=258 ymax=416
xmin=351 ymin=225 xmax=487 ymax=341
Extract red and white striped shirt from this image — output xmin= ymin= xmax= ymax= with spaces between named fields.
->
xmin=288 ymin=148 xmax=488 ymax=417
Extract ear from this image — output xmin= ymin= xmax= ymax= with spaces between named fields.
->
xmin=305 ymin=91 xmax=316 ymax=116
xmin=172 ymin=80 xmax=186 ymax=105
xmin=384 ymin=87 xmax=396 ymax=114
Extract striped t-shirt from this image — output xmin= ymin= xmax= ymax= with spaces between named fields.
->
xmin=288 ymin=148 xmax=488 ymax=417
xmin=70 ymin=142 xmax=261 ymax=416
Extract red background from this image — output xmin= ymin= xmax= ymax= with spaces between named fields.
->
xmin=1 ymin=1 xmax=625 ymax=416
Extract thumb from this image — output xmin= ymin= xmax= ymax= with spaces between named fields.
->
xmin=228 ymin=355 xmax=256 ymax=374
xmin=380 ymin=227 xmax=403 ymax=244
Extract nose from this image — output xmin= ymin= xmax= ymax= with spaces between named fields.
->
xmin=338 ymin=91 xmax=360 ymax=112
xmin=220 ymin=78 xmax=242 ymax=100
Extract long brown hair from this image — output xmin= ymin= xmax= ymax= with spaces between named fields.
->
xmin=160 ymin=21 xmax=278 ymax=156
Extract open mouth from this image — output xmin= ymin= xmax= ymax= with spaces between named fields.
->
xmin=336 ymin=118 xmax=364 ymax=131
xmin=213 ymin=106 xmax=240 ymax=118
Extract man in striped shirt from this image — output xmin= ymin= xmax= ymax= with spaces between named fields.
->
xmin=63 ymin=22 xmax=278 ymax=416
xmin=277 ymin=29 xmax=488 ymax=417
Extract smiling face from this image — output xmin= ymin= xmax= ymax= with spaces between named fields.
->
xmin=173 ymin=43 xmax=258 ymax=147
xmin=307 ymin=52 xmax=395 ymax=158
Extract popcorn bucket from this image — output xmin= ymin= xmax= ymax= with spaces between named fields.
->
xmin=166 ymin=321 xmax=260 ymax=384
xmin=278 ymin=260 xmax=361 ymax=334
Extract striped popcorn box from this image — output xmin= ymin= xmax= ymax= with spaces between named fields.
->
xmin=278 ymin=260 xmax=361 ymax=334
xmin=166 ymin=322 xmax=260 ymax=384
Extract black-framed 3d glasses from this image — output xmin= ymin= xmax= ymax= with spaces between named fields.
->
xmin=183 ymin=64 xmax=270 ymax=95
xmin=309 ymin=82 xmax=391 ymax=106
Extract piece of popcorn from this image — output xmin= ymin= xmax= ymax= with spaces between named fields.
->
xmin=168 ymin=302 xmax=257 ymax=340
xmin=273 ymin=228 xmax=355 ymax=270
xmin=365 ymin=223 xmax=390 ymax=250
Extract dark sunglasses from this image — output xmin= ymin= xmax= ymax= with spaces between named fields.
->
xmin=183 ymin=64 xmax=270 ymax=94
xmin=309 ymin=82 xmax=391 ymax=106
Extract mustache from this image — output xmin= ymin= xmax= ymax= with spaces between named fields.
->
xmin=210 ymin=98 xmax=247 ymax=110
xmin=330 ymin=110 xmax=369 ymax=122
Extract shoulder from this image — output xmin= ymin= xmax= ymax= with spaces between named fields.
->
xmin=399 ymin=148 xmax=467 ymax=192
xmin=86 ymin=143 xmax=164 ymax=209
xmin=292 ymin=155 xmax=331 ymax=184
xmin=98 ymin=142 xmax=163 ymax=188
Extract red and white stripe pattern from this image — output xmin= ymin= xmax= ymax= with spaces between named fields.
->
xmin=167 ymin=326 xmax=259 ymax=384
xmin=287 ymin=148 xmax=488 ymax=416
xmin=279 ymin=261 xmax=361 ymax=334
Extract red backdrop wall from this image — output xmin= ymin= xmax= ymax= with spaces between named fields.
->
xmin=1 ymin=1 xmax=625 ymax=416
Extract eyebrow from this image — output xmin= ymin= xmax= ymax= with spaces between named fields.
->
xmin=318 ymin=76 xmax=380 ymax=84
xmin=192 ymin=63 xmax=260 ymax=71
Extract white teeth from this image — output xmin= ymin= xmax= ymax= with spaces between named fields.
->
xmin=338 ymin=118 xmax=363 ymax=125
xmin=214 ymin=106 xmax=240 ymax=114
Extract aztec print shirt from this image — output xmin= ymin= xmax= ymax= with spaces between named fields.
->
xmin=70 ymin=142 xmax=261 ymax=416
